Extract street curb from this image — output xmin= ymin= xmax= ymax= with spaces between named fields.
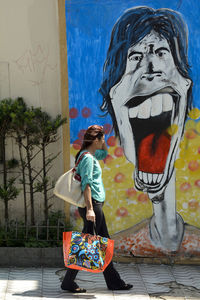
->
xmin=0 ymin=247 xmax=64 ymax=267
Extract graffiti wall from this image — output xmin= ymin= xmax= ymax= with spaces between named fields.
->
xmin=65 ymin=0 xmax=200 ymax=259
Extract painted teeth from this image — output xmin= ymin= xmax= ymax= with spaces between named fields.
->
xmin=138 ymin=98 xmax=151 ymax=118
xmin=162 ymin=94 xmax=173 ymax=112
xmin=139 ymin=171 xmax=163 ymax=184
xmin=129 ymin=93 xmax=173 ymax=119
xmin=151 ymin=94 xmax=162 ymax=117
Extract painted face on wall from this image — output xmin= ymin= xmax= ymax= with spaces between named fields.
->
xmin=109 ymin=30 xmax=191 ymax=193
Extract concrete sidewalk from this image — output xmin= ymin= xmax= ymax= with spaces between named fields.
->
xmin=1 ymin=263 xmax=200 ymax=299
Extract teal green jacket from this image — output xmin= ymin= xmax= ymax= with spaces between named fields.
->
xmin=76 ymin=149 xmax=108 ymax=202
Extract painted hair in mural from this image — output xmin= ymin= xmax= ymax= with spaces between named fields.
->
xmin=100 ymin=7 xmax=193 ymax=252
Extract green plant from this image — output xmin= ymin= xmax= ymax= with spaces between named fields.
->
xmin=0 ymin=97 xmax=67 ymax=227
xmin=0 ymin=178 xmax=20 ymax=211
xmin=11 ymin=98 xmax=67 ymax=225
xmin=0 ymin=99 xmax=20 ymax=222
xmin=32 ymin=109 xmax=67 ymax=223
xmin=0 ymin=211 xmax=72 ymax=247
xmin=10 ymin=98 xmax=29 ymax=225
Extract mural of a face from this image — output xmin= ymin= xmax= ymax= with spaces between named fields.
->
xmin=109 ymin=30 xmax=191 ymax=194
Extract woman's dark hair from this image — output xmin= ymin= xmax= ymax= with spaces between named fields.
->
xmin=75 ymin=125 xmax=104 ymax=162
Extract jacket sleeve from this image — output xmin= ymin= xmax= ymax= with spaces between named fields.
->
xmin=78 ymin=155 xmax=94 ymax=191
xmin=94 ymin=149 xmax=108 ymax=160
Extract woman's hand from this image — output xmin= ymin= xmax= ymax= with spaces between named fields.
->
xmin=86 ymin=208 xmax=96 ymax=222
xmin=102 ymin=138 xmax=108 ymax=151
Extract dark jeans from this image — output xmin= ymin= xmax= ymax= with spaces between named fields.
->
xmin=61 ymin=199 xmax=125 ymax=289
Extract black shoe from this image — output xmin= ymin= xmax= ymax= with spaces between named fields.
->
xmin=108 ymin=283 xmax=133 ymax=290
xmin=61 ymin=281 xmax=86 ymax=293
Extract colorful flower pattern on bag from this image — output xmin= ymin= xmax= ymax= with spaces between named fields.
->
xmin=66 ymin=231 xmax=108 ymax=270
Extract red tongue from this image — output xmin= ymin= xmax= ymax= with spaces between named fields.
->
xmin=138 ymin=132 xmax=171 ymax=173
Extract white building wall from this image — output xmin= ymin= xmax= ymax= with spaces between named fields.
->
xmin=0 ymin=0 xmax=65 ymax=223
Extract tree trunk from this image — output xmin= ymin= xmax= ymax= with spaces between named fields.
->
xmin=4 ymin=199 xmax=8 ymax=221
xmin=42 ymin=142 xmax=48 ymax=224
xmin=18 ymin=140 xmax=27 ymax=225
xmin=2 ymin=135 xmax=7 ymax=187
xmin=2 ymin=135 xmax=9 ymax=223
xmin=26 ymin=136 xmax=35 ymax=225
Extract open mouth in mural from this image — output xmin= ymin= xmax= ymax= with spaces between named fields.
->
xmin=126 ymin=87 xmax=180 ymax=192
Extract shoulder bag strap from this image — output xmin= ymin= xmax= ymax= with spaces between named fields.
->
xmin=73 ymin=151 xmax=90 ymax=172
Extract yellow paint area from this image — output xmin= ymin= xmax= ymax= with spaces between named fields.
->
xmin=188 ymin=108 xmax=200 ymax=120
xmin=167 ymin=124 xmax=178 ymax=136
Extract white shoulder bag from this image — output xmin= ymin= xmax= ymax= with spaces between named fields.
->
xmin=53 ymin=152 xmax=90 ymax=208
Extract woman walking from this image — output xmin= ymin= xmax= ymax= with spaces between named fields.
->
xmin=61 ymin=125 xmax=133 ymax=293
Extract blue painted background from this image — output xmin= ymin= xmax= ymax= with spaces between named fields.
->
xmin=65 ymin=0 xmax=200 ymax=143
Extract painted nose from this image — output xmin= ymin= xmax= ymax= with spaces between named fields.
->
xmin=148 ymin=62 xmax=154 ymax=73
xmin=141 ymin=62 xmax=162 ymax=81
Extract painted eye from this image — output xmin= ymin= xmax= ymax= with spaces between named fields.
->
xmin=157 ymin=50 xmax=168 ymax=57
xmin=129 ymin=54 xmax=143 ymax=62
